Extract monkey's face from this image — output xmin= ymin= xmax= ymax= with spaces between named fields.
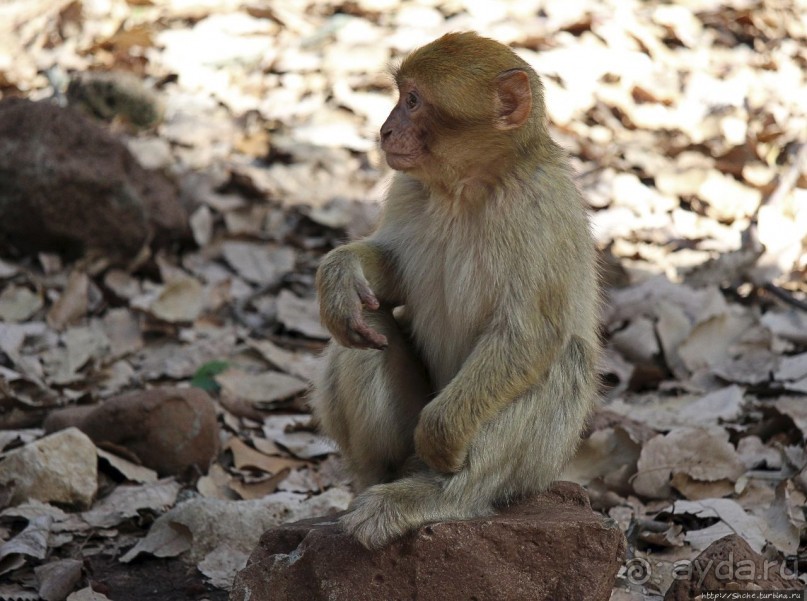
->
xmin=380 ymin=82 xmax=428 ymax=172
xmin=382 ymin=32 xmax=543 ymax=188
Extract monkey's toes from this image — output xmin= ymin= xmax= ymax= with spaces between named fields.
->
xmin=340 ymin=489 xmax=407 ymax=549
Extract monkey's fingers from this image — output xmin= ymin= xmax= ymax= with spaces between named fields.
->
xmin=355 ymin=283 xmax=380 ymax=311
xmin=351 ymin=317 xmax=388 ymax=350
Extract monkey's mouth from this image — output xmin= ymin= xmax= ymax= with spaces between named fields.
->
xmin=384 ymin=151 xmax=421 ymax=170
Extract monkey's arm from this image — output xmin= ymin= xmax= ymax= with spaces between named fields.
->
xmin=414 ymin=291 xmax=570 ymax=473
xmin=316 ymin=240 xmax=403 ymax=350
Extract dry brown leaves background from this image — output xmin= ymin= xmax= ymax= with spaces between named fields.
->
xmin=0 ymin=0 xmax=806 ymax=599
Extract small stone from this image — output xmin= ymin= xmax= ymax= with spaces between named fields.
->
xmin=230 ymin=482 xmax=625 ymax=601
xmin=44 ymin=387 xmax=220 ymax=477
xmin=0 ymin=427 xmax=97 ymax=508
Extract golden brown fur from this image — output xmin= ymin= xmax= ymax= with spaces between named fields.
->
xmin=311 ymin=32 xmax=600 ymax=549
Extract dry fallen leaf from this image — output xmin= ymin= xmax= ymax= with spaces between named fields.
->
xmin=276 ymin=290 xmax=329 ymax=340
xmin=228 ymin=470 xmax=290 ymax=500
xmin=42 ymin=326 xmax=109 ymax=386
xmin=277 ymin=467 xmax=322 ymax=494
xmin=633 ymin=427 xmax=745 ymax=499
xmin=248 ymin=338 xmax=323 ymax=382
xmin=610 ymin=316 xmax=659 ymax=364
xmin=80 ymin=480 xmax=181 ymax=529
xmin=564 ymin=427 xmax=641 ymax=496
xmin=677 ymin=386 xmax=745 ymax=425
xmin=262 ymin=415 xmax=335 ymax=459
xmin=103 ymin=270 xmax=142 ymax=301
xmin=215 ymin=368 xmax=308 ymax=408
xmin=760 ymin=481 xmax=804 ymax=555
xmin=775 ymin=353 xmax=807 ymax=382
xmin=149 ymin=277 xmax=205 ymax=323
xmin=0 ymin=285 xmax=43 ymax=323
xmin=227 ymin=437 xmax=305 ymax=473
xmin=119 ymin=520 xmax=192 ymax=563
xmin=66 ymin=586 xmax=113 ymax=600
xmin=46 ymin=271 xmax=89 ymax=331
xmin=190 ymin=205 xmax=213 ymax=247
xmin=737 ymin=436 xmax=781 ymax=470
xmin=677 ymin=309 xmax=757 ymax=373
xmin=221 ymin=242 xmax=295 ymax=286
xmin=697 ymin=170 xmax=762 ymax=222
xmin=197 ymin=543 xmax=249 ymax=590
xmin=96 ymin=448 xmax=158 ymax=484
xmin=122 ymin=489 xmax=350 ymax=563
xmin=672 ymin=498 xmax=766 ymax=552
xmin=102 ymin=308 xmax=143 ymax=359
xmin=771 ymin=397 xmax=807 ymax=438
xmin=0 ymin=515 xmax=51 ymax=574
xmin=761 ymin=310 xmax=807 ymax=346
xmin=197 ymin=464 xmax=238 ymax=500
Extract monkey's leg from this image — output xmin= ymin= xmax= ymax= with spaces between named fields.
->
xmin=311 ymin=309 xmax=432 ymax=491
xmin=341 ymin=335 xmax=598 ymax=549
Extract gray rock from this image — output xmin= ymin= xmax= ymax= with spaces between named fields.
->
xmin=0 ymin=427 xmax=97 ymax=508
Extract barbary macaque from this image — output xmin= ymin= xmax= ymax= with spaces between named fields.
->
xmin=311 ymin=32 xmax=600 ymax=549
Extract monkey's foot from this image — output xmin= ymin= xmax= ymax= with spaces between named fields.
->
xmin=340 ymin=484 xmax=413 ymax=549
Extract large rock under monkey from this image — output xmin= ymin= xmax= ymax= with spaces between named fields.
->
xmin=230 ymin=482 xmax=625 ymax=601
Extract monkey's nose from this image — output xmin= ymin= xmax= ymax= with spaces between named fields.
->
xmin=380 ymin=125 xmax=392 ymax=141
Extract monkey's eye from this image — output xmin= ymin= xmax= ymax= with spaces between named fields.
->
xmin=405 ymin=91 xmax=420 ymax=110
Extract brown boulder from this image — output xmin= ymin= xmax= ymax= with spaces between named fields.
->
xmin=230 ymin=481 xmax=625 ymax=601
xmin=665 ymin=535 xmax=801 ymax=600
xmin=44 ymin=387 xmax=219 ymax=477
xmin=0 ymin=98 xmax=188 ymax=259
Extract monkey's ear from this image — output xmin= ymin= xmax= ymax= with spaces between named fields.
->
xmin=494 ymin=69 xmax=532 ymax=130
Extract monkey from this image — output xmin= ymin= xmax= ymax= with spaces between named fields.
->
xmin=310 ymin=32 xmax=600 ymax=549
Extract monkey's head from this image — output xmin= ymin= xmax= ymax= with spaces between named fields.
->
xmin=380 ymin=32 xmax=551 ymax=189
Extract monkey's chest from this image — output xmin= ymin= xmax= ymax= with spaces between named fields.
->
xmin=401 ymin=240 xmax=492 ymax=389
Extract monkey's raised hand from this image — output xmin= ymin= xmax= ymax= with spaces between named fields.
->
xmin=316 ymin=243 xmax=394 ymax=350
xmin=317 ymin=268 xmax=387 ymax=350
xmin=414 ymin=396 xmax=469 ymax=473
